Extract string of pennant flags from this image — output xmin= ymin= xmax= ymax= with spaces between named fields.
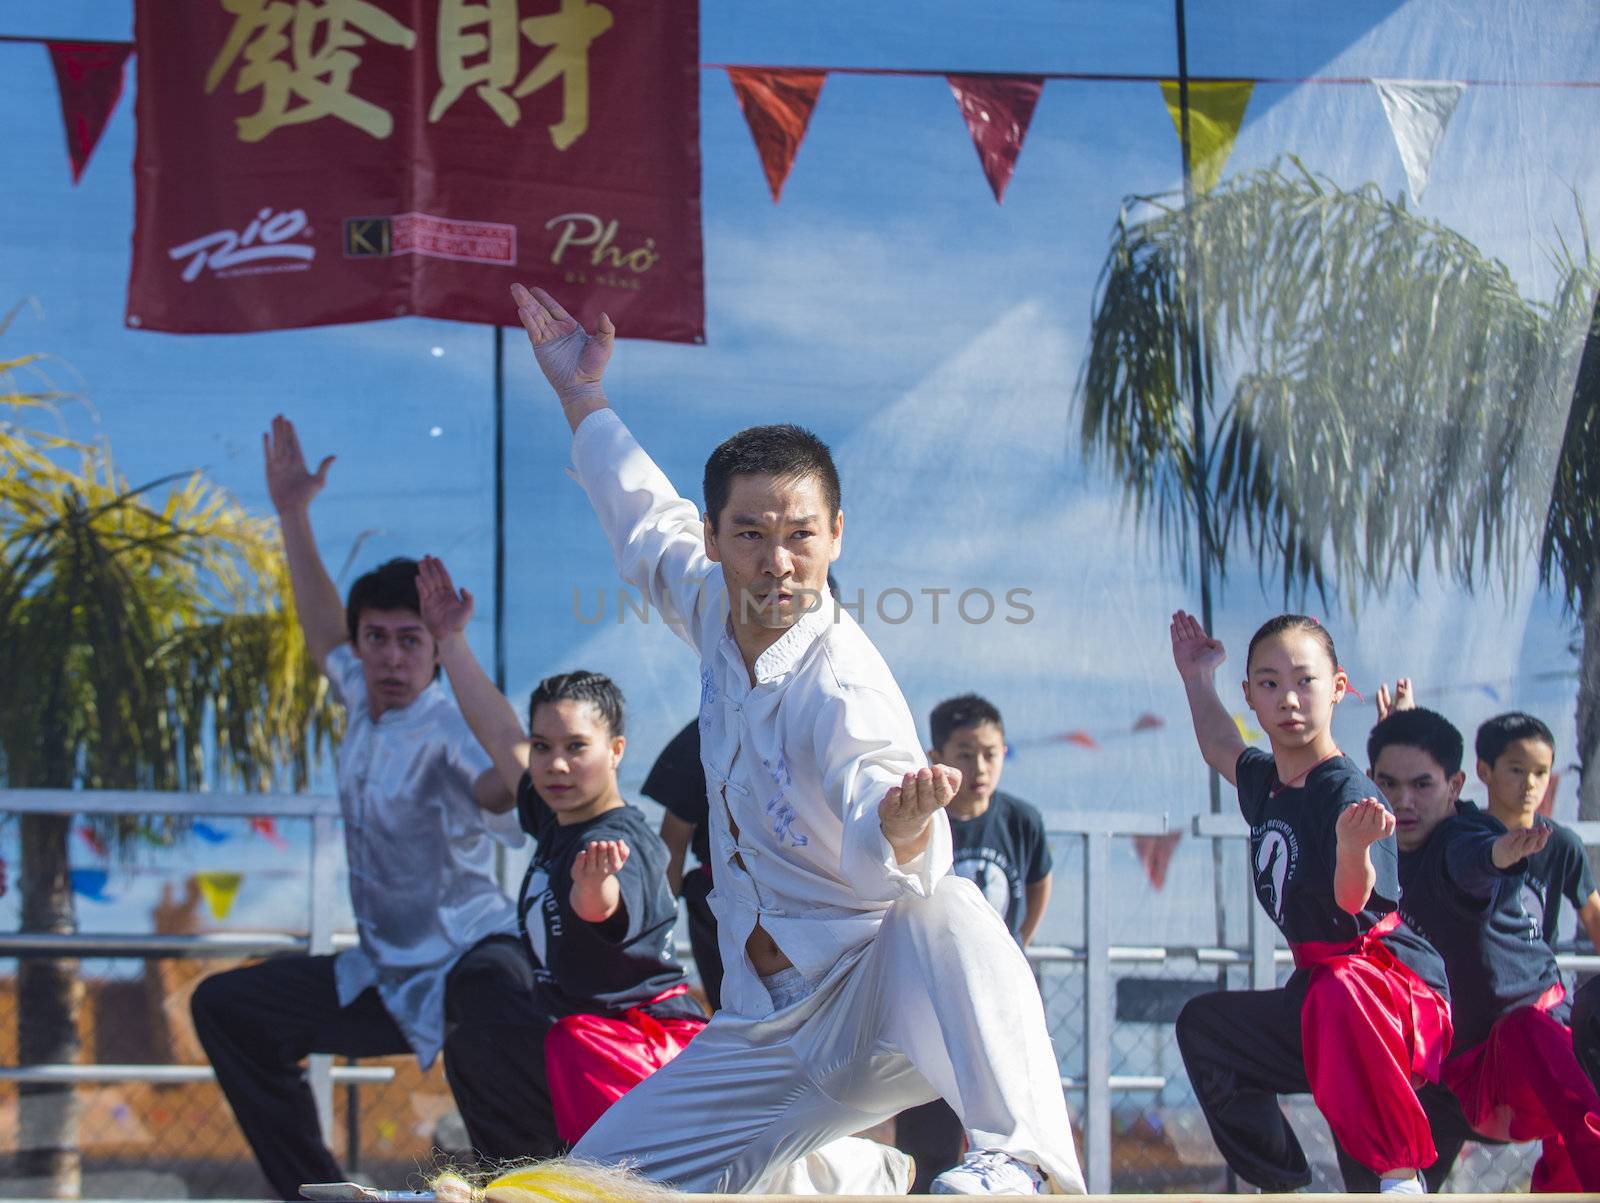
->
xmin=62 ymin=815 xmax=292 ymax=912
xmin=3 ymin=32 xmax=1597 ymax=204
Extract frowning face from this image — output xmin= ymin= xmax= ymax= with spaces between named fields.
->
xmin=704 ymin=472 xmax=842 ymax=634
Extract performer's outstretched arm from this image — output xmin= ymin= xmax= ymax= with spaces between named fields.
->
xmin=415 ymin=555 xmax=528 ymax=805
xmin=263 ymin=414 xmax=346 ymax=670
xmin=1170 ymin=609 xmax=1247 ymax=785
xmin=510 ymin=284 xmax=721 ymax=655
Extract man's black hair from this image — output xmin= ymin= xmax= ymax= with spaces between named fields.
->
xmin=529 ymin=670 xmax=626 ymax=739
xmin=1475 ymin=711 xmax=1555 ymax=767
xmin=345 ymin=557 xmax=423 ymax=645
xmin=1368 ymin=708 xmax=1464 ymax=778
xmin=930 ymin=693 xmax=1004 ymax=751
xmin=703 ymin=425 xmax=841 ymax=532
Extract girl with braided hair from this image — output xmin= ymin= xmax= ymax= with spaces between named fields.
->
xmin=415 ymin=557 xmax=705 ymax=1164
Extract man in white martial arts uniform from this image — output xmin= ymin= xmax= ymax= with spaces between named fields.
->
xmin=510 ymin=283 xmax=1084 ymax=1196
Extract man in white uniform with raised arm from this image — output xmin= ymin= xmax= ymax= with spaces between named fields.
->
xmin=510 ymin=284 xmax=1084 ymax=1195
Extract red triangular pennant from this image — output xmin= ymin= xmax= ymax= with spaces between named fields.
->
xmin=1134 ymin=832 xmax=1183 ymax=891
xmin=1060 ymin=730 xmax=1100 ymax=750
xmin=727 ymin=67 xmax=826 ymax=202
xmin=47 ymin=42 xmax=132 ymax=184
xmin=946 ymin=74 xmax=1043 ymax=203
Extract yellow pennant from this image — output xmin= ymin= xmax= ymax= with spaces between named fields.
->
xmin=1232 ymin=713 xmax=1265 ymax=743
xmin=1161 ymin=80 xmax=1253 ymax=193
xmin=195 ymin=871 xmax=243 ymax=921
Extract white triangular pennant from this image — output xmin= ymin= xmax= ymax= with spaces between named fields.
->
xmin=1373 ymin=79 xmax=1466 ymax=203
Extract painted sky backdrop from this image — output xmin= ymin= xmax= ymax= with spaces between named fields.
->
xmin=4 ymin=1 xmax=1600 ymax=947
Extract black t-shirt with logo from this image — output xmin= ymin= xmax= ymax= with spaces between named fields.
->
xmin=949 ymin=791 xmax=1053 ymax=943
xmin=1397 ymin=800 xmax=1563 ymax=1050
xmin=1522 ymin=816 xmax=1598 ymax=950
xmin=639 ymin=719 xmax=710 ymax=868
xmin=1235 ymin=747 xmax=1448 ymax=997
xmin=515 ymin=774 xmax=688 ymax=1012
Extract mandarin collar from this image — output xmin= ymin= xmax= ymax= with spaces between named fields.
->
xmin=719 ymin=598 xmax=833 ymax=687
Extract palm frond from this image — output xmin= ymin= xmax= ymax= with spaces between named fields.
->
xmin=1077 ymin=158 xmax=1586 ymax=610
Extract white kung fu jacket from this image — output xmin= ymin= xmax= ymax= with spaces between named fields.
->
xmin=571 ymin=408 xmax=953 ymax=1019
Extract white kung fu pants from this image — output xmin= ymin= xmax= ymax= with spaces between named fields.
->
xmin=573 ymin=873 xmax=1086 ymax=1194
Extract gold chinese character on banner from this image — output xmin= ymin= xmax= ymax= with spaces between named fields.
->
xmin=206 ymin=0 xmax=417 ymax=142
xmin=515 ymin=0 xmax=613 ymax=150
xmin=431 ymin=0 xmax=521 ymax=126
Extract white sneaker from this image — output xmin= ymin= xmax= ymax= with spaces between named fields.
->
xmin=930 ymin=1149 xmax=1044 ymax=1195
xmin=1379 ymin=1173 xmax=1426 ymax=1195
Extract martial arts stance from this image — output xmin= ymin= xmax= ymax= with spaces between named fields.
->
xmin=1352 ymin=707 xmax=1600 ymax=1192
xmin=192 ymin=418 xmax=523 ymax=1198
xmin=1169 ymin=612 xmax=1452 ymax=1194
xmin=509 ymin=283 xmax=1084 ymax=1195
xmin=413 ymin=559 xmax=706 ymax=1158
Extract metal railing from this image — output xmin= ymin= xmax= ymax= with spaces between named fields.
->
xmin=9 ymin=789 xmax=1594 ymax=1194
xmin=0 ymin=788 xmax=1178 ymax=1193
xmin=0 ymin=788 xmax=358 ymax=1142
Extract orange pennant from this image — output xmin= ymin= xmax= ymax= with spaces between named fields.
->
xmin=727 ymin=68 xmax=826 ymax=202
xmin=1134 ymin=832 xmax=1183 ymax=891
xmin=47 ymin=42 xmax=132 ymax=184
xmin=946 ymin=75 xmax=1043 ymax=203
xmin=1061 ymin=730 xmax=1100 ymax=749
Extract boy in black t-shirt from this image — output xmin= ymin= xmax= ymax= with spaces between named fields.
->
xmin=895 ymin=694 xmax=1055 ymax=1190
xmin=1474 ymin=713 xmax=1600 ymax=956
xmin=416 ymin=558 xmax=703 ymax=1162
xmin=1169 ymin=612 xmax=1451 ymax=1195
xmin=1364 ymin=708 xmax=1600 ymax=1191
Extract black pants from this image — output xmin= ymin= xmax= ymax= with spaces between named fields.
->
xmin=894 ymin=1097 xmax=966 ymax=1192
xmin=682 ymin=866 xmax=724 ymax=1012
xmin=1174 ymin=976 xmax=1320 ymax=1191
xmin=192 ymin=936 xmax=539 ymax=1198
xmin=442 ymin=935 xmax=569 ymax=1165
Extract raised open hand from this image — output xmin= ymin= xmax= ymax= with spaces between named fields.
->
xmin=1170 ymin=610 xmax=1227 ymax=679
xmin=879 ymin=765 xmax=962 ymax=845
xmin=1336 ymin=797 xmax=1395 ymax=851
xmin=263 ymin=414 xmax=333 ymax=514
xmin=1375 ymin=678 xmax=1415 ymax=722
xmin=1492 ymin=824 xmax=1551 ymax=869
xmin=416 ymin=555 xmax=474 ymax=640
xmin=510 ymin=283 xmax=614 ymax=407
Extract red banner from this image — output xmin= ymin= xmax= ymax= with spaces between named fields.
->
xmin=127 ymin=0 xmax=702 ymax=343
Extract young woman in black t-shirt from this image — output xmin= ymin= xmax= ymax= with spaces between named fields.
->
xmin=1168 ymin=611 xmax=1452 ymax=1195
xmin=416 ymin=557 xmax=704 ymax=1162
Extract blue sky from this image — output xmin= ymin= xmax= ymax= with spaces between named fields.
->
xmin=4 ymin=1 xmax=1600 ymax=945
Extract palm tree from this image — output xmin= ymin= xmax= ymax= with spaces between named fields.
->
xmin=1077 ymin=159 xmax=1600 ymax=816
xmin=0 ymin=308 xmax=339 ymax=1195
